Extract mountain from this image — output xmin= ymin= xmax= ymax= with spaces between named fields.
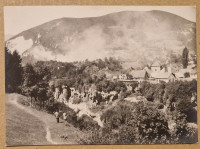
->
xmin=6 ymin=10 xmax=196 ymax=68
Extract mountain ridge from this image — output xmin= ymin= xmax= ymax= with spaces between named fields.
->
xmin=6 ymin=10 xmax=196 ymax=68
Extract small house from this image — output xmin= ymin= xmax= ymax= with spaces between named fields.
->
xmin=150 ymin=72 xmax=176 ymax=83
xmin=130 ymin=70 xmax=149 ymax=83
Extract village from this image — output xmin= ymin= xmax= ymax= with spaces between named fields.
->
xmin=52 ymin=53 xmax=197 ymax=118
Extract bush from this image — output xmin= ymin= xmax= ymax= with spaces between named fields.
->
xmin=84 ymin=96 xmax=198 ymax=145
xmin=134 ymin=102 xmax=170 ymax=144
xmin=17 ymin=96 xmax=30 ymax=107
xmin=176 ymin=98 xmax=197 ymax=122
xmin=157 ymin=103 xmax=164 ymax=109
xmin=96 ymin=101 xmax=171 ymax=144
xmin=45 ymin=105 xmax=56 ymax=114
xmin=170 ymin=112 xmax=198 ymax=144
xmin=117 ymin=125 xmax=138 ymax=144
xmin=184 ymin=72 xmax=190 ymax=78
xmin=82 ymin=127 xmax=118 ymax=144
xmin=101 ymin=101 xmax=133 ymax=129
xmin=76 ymin=114 xmax=99 ymax=131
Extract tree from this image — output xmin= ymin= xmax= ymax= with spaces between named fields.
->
xmin=130 ymin=81 xmax=138 ymax=92
xmin=87 ymin=101 xmax=170 ymax=144
xmin=23 ymin=64 xmax=37 ymax=87
xmin=30 ymin=85 xmax=39 ymax=106
xmin=37 ymin=87 xmax=48 ymax=109
xmin=184 ymin=72 xmax=190 ymax=78
xmin=126 ymin=73 xmax=133 ymax=79
xmin=182 ymin=47 xmax=189 ymax=69
xmin=34 ymin=64 xmax=51 ymax=83
xmin=5 ymin=47 xmax=23 ymax=92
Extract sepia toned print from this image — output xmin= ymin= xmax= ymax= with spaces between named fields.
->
xmin=4 ymin=6 xmax=197 ymax=146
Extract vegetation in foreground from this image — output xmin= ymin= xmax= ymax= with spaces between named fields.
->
xmin=5 ymin=47 xmax=197 ymax=144
xmin=6 ymin=95 xmax=48 ymax=146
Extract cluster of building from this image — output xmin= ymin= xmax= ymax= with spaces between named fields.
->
xmin=112 ymin=60 xmax=197 ymax=84
xmin=53 ymin=59 xmax=197 ymax=106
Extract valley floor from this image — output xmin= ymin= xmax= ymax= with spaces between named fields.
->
xmin=6 ymin=93 xmax=83 ymax=146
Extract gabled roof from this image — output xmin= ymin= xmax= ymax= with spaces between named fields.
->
xmin=125 ymin=67 xmax=134 ymax=73
xmin=130 ymin=70 xmax=147 ymax=79
xmin=151 ymin=72 xmax=174 ymax=79
xmin=151 ymin=61 xmax=161 ymax=67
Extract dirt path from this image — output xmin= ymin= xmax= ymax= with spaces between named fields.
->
xmin=7 ymin=94 xmax=59 ymax=144
xmin=6 ymin=93 xmax=83 ymax=146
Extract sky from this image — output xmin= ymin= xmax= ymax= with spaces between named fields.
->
xmin=4 ymin=6 xmax=196 ymax=36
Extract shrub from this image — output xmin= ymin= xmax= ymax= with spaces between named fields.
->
xmin=82 ymin=127 xmax=118 ymax=144
xmin=76 ymin=114 xmax=99 ymax=131
xmin=117 ymin=125 xmax=138 ymax=144
xmin=101 ymin=101 xmax=133 ymax=129
xmin=45 ymin=105 xmax=56 ymax=114
xmin=134 ymin=102 xmax=170 ymax=144
xmin=176 ymin=98 xmax=197 ymax=122
xmin=184 ymin=72 xmax=190 ymax=78
xmin=17 ymin=96 xmax=30 ymax=107
xmin=157 ymin=103 xmax=164 ymax=109
xmin=170 ymin=112 xmax=198 ymax=144
xmin=85 ymin=101 xmax=172 ymax=144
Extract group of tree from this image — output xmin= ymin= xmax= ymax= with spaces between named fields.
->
xmin=5 ymin=47 xmax=53 ymax=109
xmin=5 ymin=46 xmax=198 ymax=144
xmin=5 ymin=46 xmax=130 ymax=110
xmin=82 ymin=84 xmax=197 ymax=144
xmin=82 ymin=100 xmax=197 ymax=144
xmin=35 ymin=57 xmax=123 ymax=79
xmin=169 ymin=47 xmax=193 ymax=69
xmin=5 ymin=47 xmax=23 ymax=92
xmin=139 ymin=80 xmax=197 ymax=122
xmin=20 ymin=63 xmax=52 ymax=109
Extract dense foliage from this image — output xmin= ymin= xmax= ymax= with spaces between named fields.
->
xmin=83 ymin=101 xmax=171 ymax=144
xmin=5 ymin=46 xmax=197 ymax=144
xmin=83 ymin=97 xmax=197 ymax=144
xmin=35 ymin=57 xmax=122 ymax=80
xmin=182 ymin=47 xmax=189 ymax=68
xmin=20 ymin=63 xmax=52 ymax=109
xmin=82 ymin=79 xmax=197 ymax=144
xmin=140 ymin=80 xmax=197 ymax=122
xmin=5 ymin=47 xmax=23 ymax=92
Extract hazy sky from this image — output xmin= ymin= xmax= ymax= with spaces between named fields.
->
xmin=4 ymin=6 xmax=196 ymax=36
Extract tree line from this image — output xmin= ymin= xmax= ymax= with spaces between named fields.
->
xmin=81 ymin=79 xmax=197 ymax=144
xmin=5 ymin=47 xmax=130 ymax=109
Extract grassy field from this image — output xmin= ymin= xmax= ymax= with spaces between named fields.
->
xmin=6 ymin=93 xmax=84 ymax=146
xmin=6 ymin=99 xmax=49 ymax=146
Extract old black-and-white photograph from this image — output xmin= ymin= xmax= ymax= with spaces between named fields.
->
xmin=4 ymin=6 xmax=197 ymax=146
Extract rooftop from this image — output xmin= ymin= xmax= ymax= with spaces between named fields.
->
xmin=130 ymin=70 xmax=147 ymax=79
xmin=151 ymin=61 xmax=161 ymax=67
xmin=151 ymin=72 xmax=174 ymax=79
